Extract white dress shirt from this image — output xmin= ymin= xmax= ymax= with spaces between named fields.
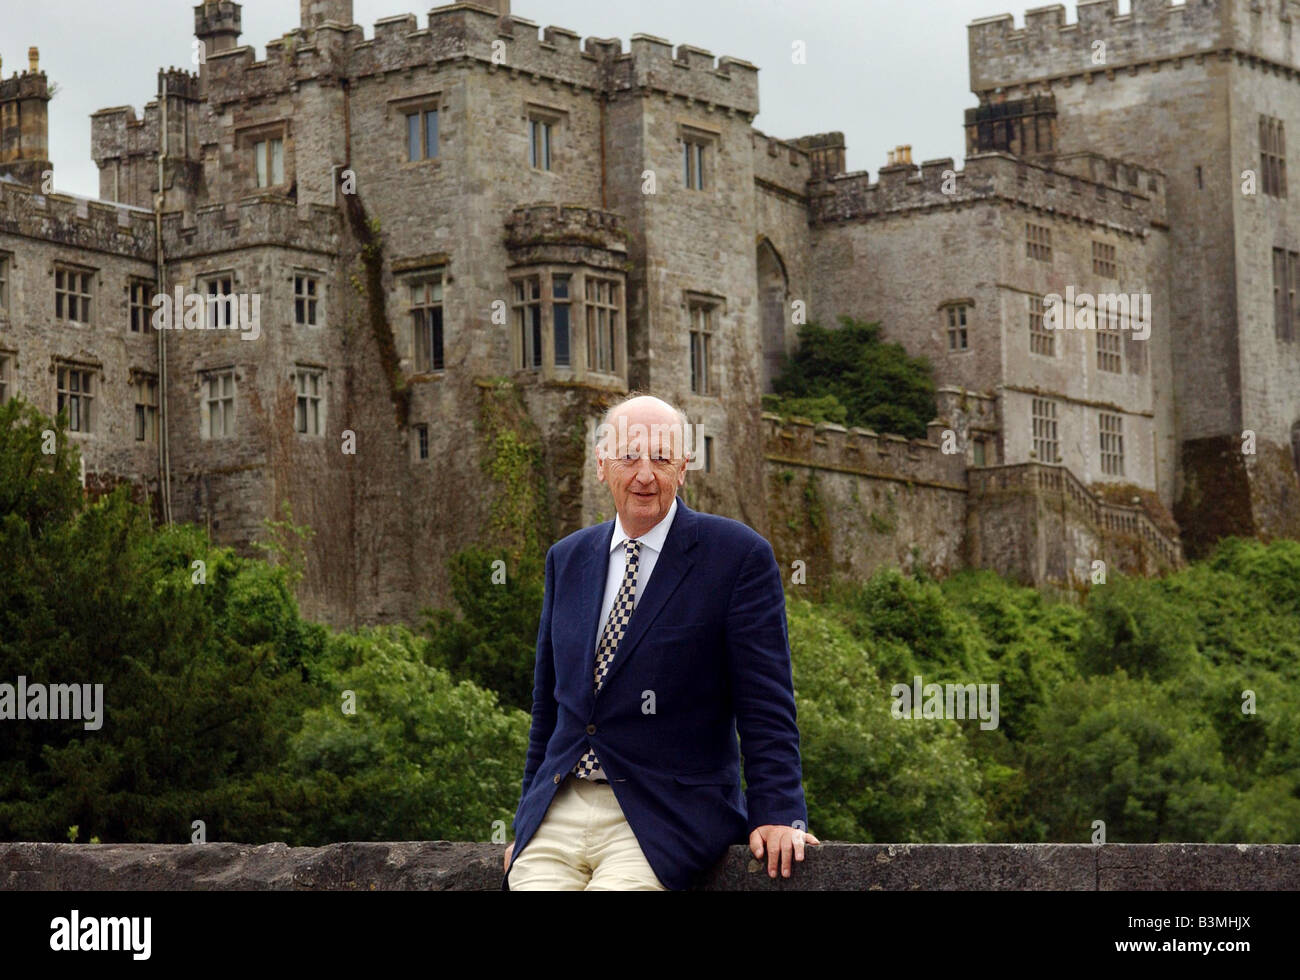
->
xmin=584 ymin=497 xmax=678 ymax=780
xmin=593 ymin=496 xmax=678 ymax=651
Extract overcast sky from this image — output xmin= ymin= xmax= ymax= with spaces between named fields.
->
xmin=5 ymin=0 xmax=1133 ymax=199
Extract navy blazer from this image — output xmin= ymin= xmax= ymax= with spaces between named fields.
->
xmin=504 ymin=496 xmax=808 ymax=890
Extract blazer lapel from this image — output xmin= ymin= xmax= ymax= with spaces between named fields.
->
xmin=597 ymin=497 xmax=698 ymax=694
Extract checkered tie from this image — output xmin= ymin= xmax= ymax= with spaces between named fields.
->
xmin=572 ymin=538 xmax=641 ymax=781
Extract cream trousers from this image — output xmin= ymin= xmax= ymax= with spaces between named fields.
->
xmin=508 ymin=775 xmax=668 ymax=891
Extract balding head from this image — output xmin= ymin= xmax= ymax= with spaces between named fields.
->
xmin=595 ymin=392 xmax=691 ymax=538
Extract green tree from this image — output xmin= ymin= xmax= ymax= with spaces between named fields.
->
xmin=284 ymin=626 xmax=530 ymax=843
xmin=769 ymin=317 xmax=937 ymax=438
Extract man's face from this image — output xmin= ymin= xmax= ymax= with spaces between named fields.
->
xmin=595 ymin=406 xmax=688 ymax=535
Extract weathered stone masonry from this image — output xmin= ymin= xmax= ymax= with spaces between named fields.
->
xmin=10 ymin=0 xmax=1297 ymax=626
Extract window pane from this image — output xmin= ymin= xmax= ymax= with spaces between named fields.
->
xmin=555 ymin=303 xmax=570 ymax=367
xmin=407 ymin=114 xmax=420 ymax=162
xmin=255 ymin=141 xmax=267 ymax=186
xmin=431 ymin=307 xmax=444 ymax=370
xmin=425 ymin=110 xmax=439 ymax=159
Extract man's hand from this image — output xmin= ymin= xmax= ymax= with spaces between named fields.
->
xmin=749 ymin=825 xmax=820 ymax=879
xmin=503 ymin=841 xmax=515 ymax=873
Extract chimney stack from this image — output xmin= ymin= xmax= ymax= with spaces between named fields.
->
xmin=0 ymin=44 xmax=52 ymax=188
xmin=194 ymin=1 xmax=243 ymax=57
xmin=300 ymin=0 xmax=354 ymax=30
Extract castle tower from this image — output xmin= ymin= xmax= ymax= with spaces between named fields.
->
xmin=194 ymin=1 xmax=242 ymax=57
xmin=0 ymin=47 xmax=52 ymax=188
xmin=967 ymin=0 xmax=1300 ymax=555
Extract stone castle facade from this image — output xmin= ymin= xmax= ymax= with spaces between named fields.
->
xmin=0 ymin=0 xmax=1294 ymax=625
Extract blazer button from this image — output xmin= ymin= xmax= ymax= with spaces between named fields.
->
xmin=553 ymin=774 xmax=562 ymax=784
xmin=586 ymin=724 xmax=597 ymax=735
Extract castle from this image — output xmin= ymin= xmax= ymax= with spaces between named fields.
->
xmin=0 ymin=0 xmax=1295 ymax=626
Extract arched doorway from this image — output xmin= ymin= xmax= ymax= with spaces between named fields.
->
xmin=756 ymin=238 xmax=790 ymax=394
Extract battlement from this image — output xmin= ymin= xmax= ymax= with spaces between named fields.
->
xmin=504 ymin=203 xmax=628 ymax=270
xmin=0 ymin=70 xmax=49 ymax=103
xmin=161 ymin=198 xmax=341 ymax=259
xmin=810 ymin=150 xmax=1165 ymax=233
xmin=0 ymin=180 xmax=154 ymax=260
xmin=969 ymin=1 xmax=1300 ymax=93
xmin=762 ymin=414 xmax=969 ymax=491
xmin=795 ymin=132 xmax=846 ymax=180
xmin=196 ymin=4 xmax=757 ymax=114
xmin=752 ymin=130 xmax=813 ymax=197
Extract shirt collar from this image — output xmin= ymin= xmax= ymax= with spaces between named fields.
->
xmin=611 ymin=496 xmax=678 ymax=555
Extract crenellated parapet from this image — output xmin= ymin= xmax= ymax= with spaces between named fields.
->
xmin=968 ymin=1 xmax=1300 ymax=94
xmin=504 ymin=203 xmax=627 ymax=270
xmin=0 ymin=181 xmax=154 ymax=261
xmin=809 ymin=151 xmax=1165 ymax=235
xmin=752 ymin=130 xmax=813 ymax=200
xmin=762 ymin=413 xmax=969 ymax=491
xmin=161 ymin=198 xmax=341 ymax=259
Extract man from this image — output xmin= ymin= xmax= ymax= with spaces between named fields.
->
xmin=503 ymin=393 xmax=818 ymax=890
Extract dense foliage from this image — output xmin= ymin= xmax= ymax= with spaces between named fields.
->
xmin=764 ymin=316 xmax=938 ymax=439
xmin=2 ymin=399 xmax=1297 ymax=845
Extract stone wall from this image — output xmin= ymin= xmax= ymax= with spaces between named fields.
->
xmin=966 ymin=0 xmax=1300 ymax=551
xmin=3 ymin=842 xmax=1295 ymax=890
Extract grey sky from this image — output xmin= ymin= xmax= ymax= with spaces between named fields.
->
xmin=4 ymin=0 xmax=1126 ymax=199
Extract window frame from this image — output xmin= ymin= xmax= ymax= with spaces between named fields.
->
xmin=200 ymin=368 xmax=237 ymax=440
xmin=1026 ymin=222 xmax=1052 ymax=263
xmin=202 ymin=273 xmax=236 ymax=330
xmin=405 ymin=107 xmax=440 ymax=163
xmin=294 ymin=272 xmax=321 ymax=328
xmin=680 ymin=128 xmax=716 ymax=192
xmin=0 ymin=350 xmax=13 ymax=403
xmin=132 ymin=371 xmax=159 ymax=444
xmin=1261 ymin=116 xmax=1288 ymax=198
xmin=688 ymin=300 xmax=718 ymax=396
xmin=128 ymin=279 xmax=153 ymax=333
xmin=54 ymin=265 xmax=95 ymax=324
xmin=253 ymin=136 xmax=286 ymax=189
xmin=529 ymin=117 xmax=554 ymax=172
xmin=512 ymin=275 xmax=543 ymax=371
xmin=1096 ymin=315 xmax=1124 ymax=373
xmin=1092 ymin=241 xmax=1117 ymax=279
xmin=1031 ymin=397 xmax=1059 ymax=464
xmin=585 ymin=276 xmax=621 ymax=375
xmin=55 ymin=362 xmax=96 ymax=434
xmin=1028 ymin=294 xmax=1055 ymax=357
xmin=943 ymin=303 xmax=970 ymax=352
xmin=1273 ymin=247 xmax=1300 ymax=342
xmin=0 ymin=254 xmax=9 ymax=316
xmin=293 ymin=365 xmax=326 ymax=436
xmin=1099 ymin=412 xmax=1125 ymax=477
xmin=409 ymin=273 xmax=446 ymax=374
